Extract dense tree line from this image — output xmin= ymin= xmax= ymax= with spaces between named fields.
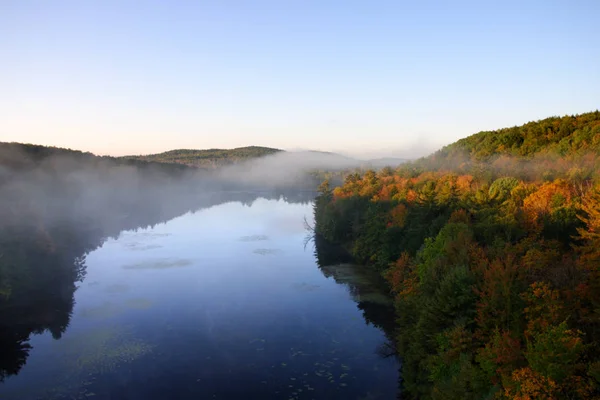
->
xmin=314 ymin=111 xmax=600 ymax=399
xmin=121 ymin=146 xmax=282 ymax=168
xmin=0 ymin=142 xmax=192 ymax=175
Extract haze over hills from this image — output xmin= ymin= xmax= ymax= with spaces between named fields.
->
xmin=121 ymin=146 xmax=283 ymax=168
xmin=120 ymin=145 xmax=410 ymax=170
xmin=3 ymin=110 xmax=600 ymax=398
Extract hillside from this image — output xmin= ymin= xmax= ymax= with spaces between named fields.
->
xmin=314 ymin=111 xmax=600 ymax=399
xmin=445 ymin=111 xmax=600 ymax=160
xmin=0 ymin=142 xmax=193 ymax=176
xmin=121 ymin=146 xmax=282 ymax=168
xmin=413 ymin=111 xmax=600 ymax=181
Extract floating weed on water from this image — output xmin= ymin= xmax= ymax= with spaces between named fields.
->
xmin=253 ymin=248 xmax=281 ymax=255
xmin=122 ymin=259 xmax=192 ymax=270
xmin=74 ymin=339 xmax=153 ymax=374
xmin=239 ymin=235 xmax=269 ymax=242
xmin=104 ymin=283 xmax=130 ymax=294
xmin=291 ymin=350 xmax=310 ymax=357
xmin=340 ymin=383 xmax=348 ymax=387
xmin=24 ymin=326 xmax=156 ymax=399
xmin=123 ymin=242 xmax=163 ymax=251
xmin=124 ymin=232 xmax=171 ymax=239
xmin=320 ymin=264 xmax=374 ymax=286
xmin=281 ymin=362 xmax=287 ymax=367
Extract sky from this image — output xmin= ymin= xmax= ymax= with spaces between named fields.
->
xmin=1 ymin=1 xmax=598 ymax=158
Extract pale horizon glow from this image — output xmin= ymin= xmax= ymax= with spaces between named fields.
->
xmin=1 ymin=1 xmax=598 ymax=158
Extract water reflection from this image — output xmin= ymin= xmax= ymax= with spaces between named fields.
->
xmin=0 ymin=191 xmax=399 ymax=399
xmin=0 ymin=190 xmax=314 ymax=382
xmin=313 ymin=234 xmax=400 ymax=387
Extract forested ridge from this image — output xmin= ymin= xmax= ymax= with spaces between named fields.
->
xmin=314 ymin=111 xmax=600 ymax=399
xmin=121 ymin=146 xmax=282 ymax=168
xmin=0 ymin=142 xmax=196 ymax=177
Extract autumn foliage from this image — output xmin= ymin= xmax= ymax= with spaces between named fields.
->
xmin=314 ymin=111 xmax=600 ymax=399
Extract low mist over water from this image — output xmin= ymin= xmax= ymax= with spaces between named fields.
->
xmin=0 ymin=194 xmax=399 ymax=400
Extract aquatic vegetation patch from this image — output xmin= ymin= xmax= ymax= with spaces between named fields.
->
xmin=253 ymin=248 xmax=282 ymax=255
xmin=62 ymin=326 xmax=154 ymax=374
xmin=320 ymin=263 xmax=374 ymax=286
xmin=123 ymin=242 xmax=163 ymax=251
xmin=320 ymin=263 xmax=394 ymax=306
xmin=72 ymin=339 xmax=153 ymax=375
xmin=122 ymin=258 xmax=192 ymax=270
xmin=239 ymin=234 xmax=269 ymax=242
xmin=121 ymin=232 xmax=171 ymax=239
xmin=4 ymin=326 xmax=154 ymax=400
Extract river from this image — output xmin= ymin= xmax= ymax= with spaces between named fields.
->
xmin=0 ymin=194 xmax=399 ymax=400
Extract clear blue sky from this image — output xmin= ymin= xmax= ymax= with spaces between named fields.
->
xmin=1 ymin=1 xmax=598 ymax=157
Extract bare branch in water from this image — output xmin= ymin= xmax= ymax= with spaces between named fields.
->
xmin=303 ymin=215 xmax=314 ymax=232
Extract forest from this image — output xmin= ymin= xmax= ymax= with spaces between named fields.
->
xmin=314 ymin=111 xmax=600 ymax=399
xmin=120 ymin=146 xmax=282 ymax=168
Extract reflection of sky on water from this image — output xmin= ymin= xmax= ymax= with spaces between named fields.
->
xmin=1 ymin=198 xmax=398 ymax=400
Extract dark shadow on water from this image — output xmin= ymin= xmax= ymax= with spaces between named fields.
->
xmin=0 ymin=186 xmax=316 ymax=383
xmin=313 ymin=234 xmax=402 ymax=399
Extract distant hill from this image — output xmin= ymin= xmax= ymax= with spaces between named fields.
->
xmin=0 ymin=142 xmax=192 ymax=175
xmin=121 ymin=146 xmax=283 ymax=168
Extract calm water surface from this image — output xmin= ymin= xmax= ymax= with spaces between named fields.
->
xmin=1 ymin=196 xmax=399 ymax=399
